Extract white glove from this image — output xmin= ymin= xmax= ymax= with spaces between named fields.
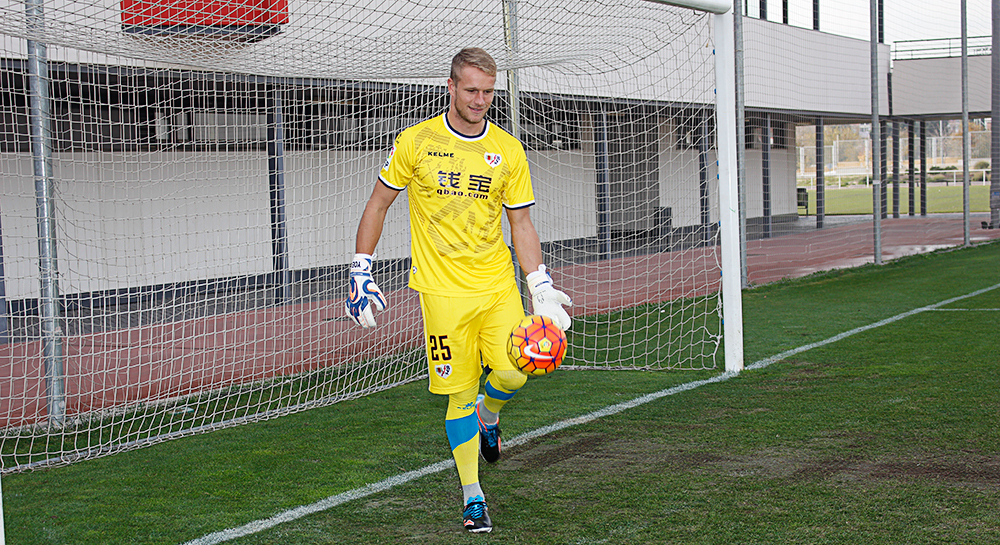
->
xmin=526 ymin=264 xmax=572 ymax=330
xmin=345 ymin=253 xmax=387 ymax=328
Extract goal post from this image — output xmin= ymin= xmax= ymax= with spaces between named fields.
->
xmin=645 ymin=0 xmax=743 ymax=373
xmin=643 ymin=0 xmax=733 ymax=14
xmin=0 ymin=0 xmax=738 ymax=471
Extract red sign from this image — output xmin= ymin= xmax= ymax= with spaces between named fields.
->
xmin=121 ymin=0 xmax=289 ymax=28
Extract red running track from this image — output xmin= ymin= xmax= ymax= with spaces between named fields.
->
xmin=1 ymin=215 xmax=997 ymax=427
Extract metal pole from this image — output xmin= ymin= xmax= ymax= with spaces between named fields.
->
xmin=961 ymin=0 xmax=971 ymax=246
xmin=880 ymin=119 xmax=888 ymax=218
xmin=920 ymin=122 xmax=928 ymax=216
xmin=816 ymin=119 xmax=825 ymax=227
xmin=267 ymin=88 xmax=291 ymax=303
xmin=0 ymin=471 xmax=5 ymax=545
xmin=595 ymin=110 xmax=611 ymax=260
xmin=735 ymin=0 xmax=748 ymax=287
xmin=762 ymin=113 xmax=772 ymax=238
xmin=715 ymin=8 xmax=744 ymax=374
xmin=871 ymin=0 xmax=882 ymax=264
xmin=892 ymin=120 xmax=899 ymax=218
xmin=908 ymin=120 xmax=915 ymax=216
xmin=0 ymin=207 xmax=8 ymax=344
xmin=699 ymin=109 xmax=711 ymax=244
xmin=26 ymin=0 xmax=66 ymax=426
xmin=503 ymin=0 xmax=521 ymax=141
xmin=991 ymin=0 xmax=1000 ymax=227
xmin=503 ymin=0 xmax=528 ymax=299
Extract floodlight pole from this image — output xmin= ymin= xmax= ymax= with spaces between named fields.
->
xmin=992 ymin=0 xmax=1000 ymax=227
xmin=870 ymin=0 xmax=882 ymax=264
xmin=961 ymin=0 xmax=971 ymax=247
xmin=734 ymin=0 xmax=747 ymax=287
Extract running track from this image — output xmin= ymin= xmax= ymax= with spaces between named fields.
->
xmin=1 ymin=215 xmax=997 ymax=428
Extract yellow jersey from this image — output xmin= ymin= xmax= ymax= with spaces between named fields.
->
xmin=379 ymin=114 xmax=535 ymax=296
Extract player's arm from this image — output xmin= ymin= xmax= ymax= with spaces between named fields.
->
xmin=506 ymin=206 xmax=572 ymax=330
xmin=356 ymin=182 xmax=400 ymax=254
xmin=346 ymin=182 xmax=400 ymax=328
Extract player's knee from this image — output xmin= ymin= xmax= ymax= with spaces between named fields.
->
xmin=447 ymin=384 xmax=479 ymax=419
xmin=491 ymin=369 xmax=527 ymax=393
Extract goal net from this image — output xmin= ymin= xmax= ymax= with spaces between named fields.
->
xmin=0 ymin=0 xmax=724 ymax=471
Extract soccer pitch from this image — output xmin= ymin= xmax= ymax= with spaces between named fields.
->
xmin=5 ymin=241 xmax=1000 ymax=544
xmin=801 ymin=185 xmax=992 ymax=215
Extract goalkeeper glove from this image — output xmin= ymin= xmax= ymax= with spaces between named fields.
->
xmin=345 ymin=253 xmax=387 ymax=328
xmin=526 ymin=264 xmax=572 ymax=330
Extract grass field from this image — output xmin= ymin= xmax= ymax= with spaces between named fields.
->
xmin=5 ymin=241 xmax=1000 ymax=544
xmin=801 ymin=185 xmax=992 ymax=215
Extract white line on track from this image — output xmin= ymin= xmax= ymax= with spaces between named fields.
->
xmin=182 ymin=281 xmax=1000 ymax=545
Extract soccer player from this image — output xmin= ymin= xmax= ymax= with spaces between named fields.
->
xmin=345 ymin=47 xmax=572 ymax=533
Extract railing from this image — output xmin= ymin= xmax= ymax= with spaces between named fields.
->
xmin=797 ymin=132 xmax=992 ymax=178
xmin=892 ymin=36 xmax=992 ymax=60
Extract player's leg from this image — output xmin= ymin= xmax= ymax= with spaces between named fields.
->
xmin=419 ymin=292 xmax=493 ymax=533
xmin=477 ymin=284 xmax=528 ymax=463
xmin=446 ymin=384 xmax=492 ymax=532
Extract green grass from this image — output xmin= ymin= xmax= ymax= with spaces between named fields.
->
xmin=4 ymin=241 xmax=1000 ymax=544
xmin=801 ymin=185 xmax=992 ymax=215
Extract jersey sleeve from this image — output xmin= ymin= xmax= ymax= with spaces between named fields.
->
xmin=502 ymin=143 xmax=535 ymax=209
xmin=378 ymin=130 xmax=414 ymax=191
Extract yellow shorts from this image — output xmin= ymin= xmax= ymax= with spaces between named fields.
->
xmin=419 ymin=284 xmax=526 ymax=395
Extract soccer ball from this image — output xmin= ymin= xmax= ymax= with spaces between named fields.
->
xmin=507 ymin=315 xmax=567 ymax=376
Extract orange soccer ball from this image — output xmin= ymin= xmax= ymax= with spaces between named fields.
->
xmin=507 ymin=315 xmax=568 ymax=376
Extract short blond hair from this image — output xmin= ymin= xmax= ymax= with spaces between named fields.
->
xmin=450 ymin=48 xmax=497 ymax=81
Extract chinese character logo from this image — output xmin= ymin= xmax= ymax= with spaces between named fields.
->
xmin=438 ymin=171 xmax=461 ymax=188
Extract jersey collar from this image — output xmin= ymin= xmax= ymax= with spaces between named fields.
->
xmin=442 ymin=113 xmax=490 ymax=141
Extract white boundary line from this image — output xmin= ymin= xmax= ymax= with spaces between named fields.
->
xmin=182 ymin=281 xmax=1000 ymax=545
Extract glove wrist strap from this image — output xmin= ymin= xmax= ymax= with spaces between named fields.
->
xmin=526 ymin=265 xmax=551 ymax=294
xmin=351 ymin=253 xmax=374 ymax=271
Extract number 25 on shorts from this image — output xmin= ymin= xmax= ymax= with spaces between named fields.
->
xmin=429 ymin=334 xmax=452 ymax=361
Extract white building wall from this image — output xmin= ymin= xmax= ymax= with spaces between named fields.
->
xmin=891 ymin=55 xmax=992 ymax=117
xmin=743 ymin=18 xmax=890 ymax=115
xmin=1 ymin=146 xmax=601 ymax=299
xmin=658 ymin=146 xmax=720 ymax=228
xmin=742 ymin=147 xmax=798 ymax=218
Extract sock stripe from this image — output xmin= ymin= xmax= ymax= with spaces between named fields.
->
xmin=484 ymin=381 xmax=517 ymax=401
xmin=445 ymin=412 xmax=479 ymax=451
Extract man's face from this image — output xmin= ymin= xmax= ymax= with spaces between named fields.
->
xmin=447 ymin=65 xmax=496 ymax=131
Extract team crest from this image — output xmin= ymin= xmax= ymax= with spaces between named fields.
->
xmin=435 ymin=363 xmax=452 ymax=379
xmin=382 ymin=145 xmax=396 ymax=171
xmin=484 ymin=153 xmax=502 ymax=168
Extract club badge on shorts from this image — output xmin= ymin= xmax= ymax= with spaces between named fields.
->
xmin=484 ymin=153 xmax=502 ymax=168
xmin=435 ymin=363 xmax=452 ymax=379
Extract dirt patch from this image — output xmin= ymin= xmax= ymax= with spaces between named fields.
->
xmin=504 ymin=429 xmax=1000 ymax=491
xmin=869 ymin=459 xmax=1000 ymax=484
xmin=505 ymin=433 xmax=612 ymax=471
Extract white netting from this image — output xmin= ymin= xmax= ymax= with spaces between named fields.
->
xmin=0 ymin=0 xmax=723 ymax=471
xmin=0 ymin=0 xmax=703 ymax=80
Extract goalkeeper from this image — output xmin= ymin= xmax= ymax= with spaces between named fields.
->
xmin=345 ymin=47 xmax=572 ymax=534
